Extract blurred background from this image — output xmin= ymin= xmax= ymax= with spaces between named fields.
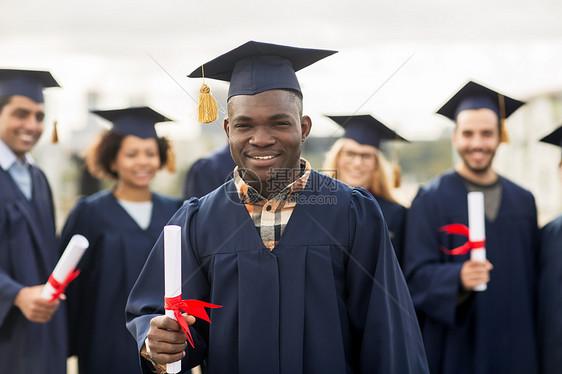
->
xmin=2 ymin=0 xmax=562 ymax=228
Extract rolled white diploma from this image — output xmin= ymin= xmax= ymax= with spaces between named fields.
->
xmin=41 ymin=234 xmax=89 ymax=301
xmin=467 ymin=192 xmax=487 ymax=291
xmin=164 ymin=225 xmax=182 ymax=374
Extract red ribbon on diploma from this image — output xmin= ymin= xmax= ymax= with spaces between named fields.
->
xmin=47 ymin=269 xmax=81 ymax=302
xmin=438 ymin=224 xmax=485 ymax=255
xmin=164 ymin=295 xmax=222 ymax=348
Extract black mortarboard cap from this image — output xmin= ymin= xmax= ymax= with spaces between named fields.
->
xmin=540 ymin=125 xmax=562 ymax=148
xmin=188 ymin=41 xmax=337 ymax=99
xmin=0 ymin=69 xmax=60 ymax=103
xmin=326 ymin=114 xmax=408 ymax=149
xmin=436 ymin=81 xmax=524 ymax=121
xmin=91 ymin=106 xmax=173 ymax=139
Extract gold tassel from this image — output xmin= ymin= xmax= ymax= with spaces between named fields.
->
xmin=166 ymin=144 xmax=176 ymax=173
xmin=393 ymin=163 xmax=402 ymax=188
xmin=198 ymin=83 xmax=218 ymax=123
xmin=51 ymin=120 xmax=59 ymax=143
xmin=197 ymin=66 xmax=217 ymax=123
xmin=498 ymin=94 xmax=508 ymax=143
xmin=500 ymin=119 xmax=509 ymax=143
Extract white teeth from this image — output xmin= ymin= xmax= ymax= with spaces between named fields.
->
xmin=252 ymin=155 xmax=274 ymax=160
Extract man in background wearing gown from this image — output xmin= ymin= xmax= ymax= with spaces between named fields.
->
xmin=403 ymin=81 xmax=539 ymax=374
xmin=127 ymin=41 xmax=429 ymax=374
xmin=537 ymin=125 xmax=562 ymax=374
xmin=0 ymin=69 xmax=68 ymax=373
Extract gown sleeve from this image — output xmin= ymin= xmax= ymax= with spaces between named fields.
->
xmin=347 ymin=188 xmax=428 ymax=373
xmin=403 ymin=189 xmax=464 ymax=326
xmin=538 ymin=218 xmax=562 ymax=374
xmin=0 ymin=206 xmax=25 ymax=326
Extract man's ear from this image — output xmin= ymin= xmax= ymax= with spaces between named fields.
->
xmin=301 ymin=115 xmax=312 ymax=142
xmin=223 ymin=117 xmax=230 ymax=139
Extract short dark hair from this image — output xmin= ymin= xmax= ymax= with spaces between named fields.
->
xmin=86 ymin=130 xmax=169 ymax=180
xmin=227 ymin=89 xmax=304 ymax=117
xmin=0 ymin=96 xmax=12 ymax=113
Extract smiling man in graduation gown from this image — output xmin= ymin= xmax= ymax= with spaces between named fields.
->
xmin=403 ymin=81 xmax=539 ymax=374
xmin=537 ymin=125 xmax=562 ymax=374
xmin=0 ymin=69 xmax=68 ymax=373
xmin=126 ymin=41 xmax=428 ymax=374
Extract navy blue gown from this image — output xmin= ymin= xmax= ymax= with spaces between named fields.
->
xmin=403 ymin=170 xmax=539 ymax=374
xmin=373 ymin=195 xmax=407 ymax=267
xmin=127 ymin=170 xmax=429 ymax=374
xmin=0 ymin=166 xmax=68 ymax=373
xmin=182 ymin=144 xmax=236 ymax=199
xmin=538 ymin=215 xmax=562 ymax=374
xmin=61 ymin=190 xmax=183 ymax=374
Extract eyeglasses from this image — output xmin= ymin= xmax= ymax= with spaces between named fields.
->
xmin=340 ymin=150 xmax=376 ymax=163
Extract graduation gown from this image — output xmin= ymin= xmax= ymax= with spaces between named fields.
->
xmin=182 ymin=144 xmax=236 ymax=199
xmin=404 ymin=170 xmax=539 ymax=374
xmin=61 ymin=190 xmax=183 ymax=374
xmin=372 ymin=195 xmax=407 ymax=267
xmin=127 ymin=170 xmax=429 ymax=374
xmin=538 ymin=215 xmax=562 ymax=374
xmin=0 ymin=166 xmax=68 ymax=373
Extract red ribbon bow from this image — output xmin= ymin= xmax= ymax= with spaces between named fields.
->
xmin=47 ymin=269 xmax=81 ymax=302
xmin=439 ymin=224 xmax=485 ymax=255
xmin=164 ymin=295 xmax=222 ymax=348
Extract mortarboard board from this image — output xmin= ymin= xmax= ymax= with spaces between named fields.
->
xmin=90 ymin=106 xmax=173 ymax=139
xmin=326 ymin=114 xmax=408 ymax=149
xmin=0 ymin=69 xmax=60 ymax=103
xmin=188 ymin=41 xmax=337 ymax=100
xmin=540 ymin=125 xmax=562 ymax=149
xmin=436 ymin=81 xmax=525 ymax=143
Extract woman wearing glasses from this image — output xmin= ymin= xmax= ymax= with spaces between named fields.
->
xmin=322 ymin=114 xmax=408 ymax=266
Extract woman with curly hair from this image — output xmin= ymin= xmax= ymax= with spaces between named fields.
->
xmin=60 ymin=106 xmax=183 ymax=374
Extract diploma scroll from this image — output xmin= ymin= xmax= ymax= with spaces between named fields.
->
xmin=41 ymin=234 xmax=89 ymax=302
xmin=164 ymin=225 xmax=182 ymax=374
xmin=467 ymin=192 xmax=487 ymax=291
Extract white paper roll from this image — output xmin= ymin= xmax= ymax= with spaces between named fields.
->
xmin=41 ymin=234 xmax=89 ymax=300
xmin=467 ymin=192 xmax=487 ymax=291
xmin=164 ymin=225 xmax=182 ymax=374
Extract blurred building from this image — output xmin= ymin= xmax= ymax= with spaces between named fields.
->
xmin=494 ymin=90 xmax=562 ymax=226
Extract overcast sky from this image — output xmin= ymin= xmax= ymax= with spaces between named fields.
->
xmin=2 ymin=0 xmax=562 ymax=141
